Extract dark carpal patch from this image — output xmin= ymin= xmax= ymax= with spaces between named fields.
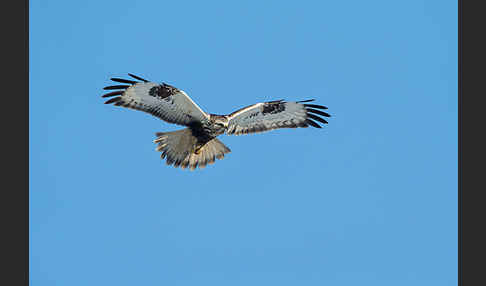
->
xmin=149 ymin=83 xmax=179 ymax=100
xmin=262 ymin=101 xmax=285 ymax=115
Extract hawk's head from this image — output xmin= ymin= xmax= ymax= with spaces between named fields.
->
xmin=209 ymin=114 xmax=229 ymax=133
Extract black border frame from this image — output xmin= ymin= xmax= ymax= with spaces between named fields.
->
xmin=459 ymin=0 xmax=485 ymax=285
xmin=3 ymin=0 xmax=28 ymax=285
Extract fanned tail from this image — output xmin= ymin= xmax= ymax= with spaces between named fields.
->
xmin=153 ymin=128 xmax=231 ymax=170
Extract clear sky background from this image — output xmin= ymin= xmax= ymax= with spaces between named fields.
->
xmin=30 ymin=1 xmax=457 ymax=285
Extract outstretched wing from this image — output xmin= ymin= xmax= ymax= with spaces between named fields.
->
xmin=226 ymin=99 xmax=330 ymax=135
xmin=102 ymin=74 xmax=209 ymax=126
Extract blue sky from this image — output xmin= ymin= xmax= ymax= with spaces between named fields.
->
xmin=30 ymin=1 xmax=457 ymax=285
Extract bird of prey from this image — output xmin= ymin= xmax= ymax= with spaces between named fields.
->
xmin=102 ymin=73 xmax=330 ymax=170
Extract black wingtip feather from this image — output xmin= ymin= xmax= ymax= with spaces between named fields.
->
xmin=304 ymin=104 xmax=328 ymax=110
xmin=103 ymin=85 xmax=130 ymax=90
xmin=104 ymin=97 xmax=122 ymax=104
xmin=306 ymin=108 xmax=331 ymax=117
xmin=305 ymin=119 xmax=322 ymax=128
xmin=307 ymin=113 xmax=328 ymax=124
xmin=102 ymin=91 xmax=124 ymax=98
xmin=128 ymin=73 xmax=149 ymax=82
xmin=110 ymin=78 xmax=136 ymax=84
xmin=298 ymin=99 xmax=315 ymax=103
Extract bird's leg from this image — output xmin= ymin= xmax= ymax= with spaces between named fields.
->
xmin=194 ymin=142 xmax=207 ymax=155
xmin=194 ymin=139 xmax=211 ymax=155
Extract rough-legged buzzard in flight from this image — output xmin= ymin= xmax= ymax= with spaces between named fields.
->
xmin=102 ymin=74 xmax=330 ymax=170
